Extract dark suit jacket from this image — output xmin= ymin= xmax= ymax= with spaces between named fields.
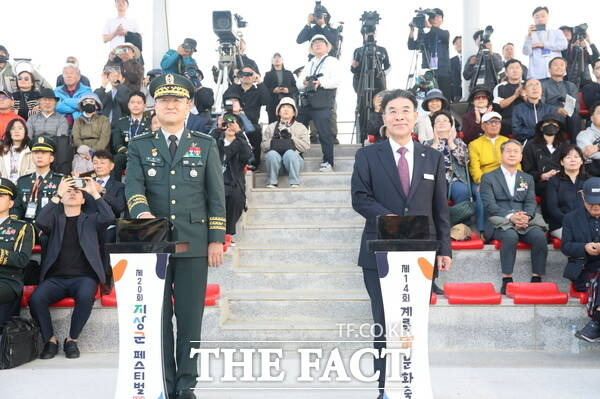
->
xmin=186 ymin=112 xmax=212 ymax=134
xmin=83 ymin=177 xmax=128 ymax=219
xmin=351 ymin=140 xmax=451 ymax=270
xmin=35 ymin=199 xmax=116 ymax=284
xmin=561 ymin=207 xmax=600 ymax=280
xmin=479 ymin=168 xmax=537 ymax=237
xmin=450 ymin=55 xmax=462 ymax=101
xmin=94 ymin=84 xmax=132 ymax=125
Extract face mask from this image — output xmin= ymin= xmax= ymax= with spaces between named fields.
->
xmin=0 ymin=56 xmax=8 ymax=63
xmin=82 ymin=103 xmax=96 ymax=113
xmin=542 ymin=124 xmax=559 ymax=136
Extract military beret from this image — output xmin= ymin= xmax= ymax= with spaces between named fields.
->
xmin=0 ymin=178 xmax=17 ymax=198
xmin=29 ymin=136 xmax=56 ymax=153
xmin=149 ymin=73 xmax=195 ymax=99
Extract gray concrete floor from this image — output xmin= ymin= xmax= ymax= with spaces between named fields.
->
xmin=1 ymin=351 xmax=598 ymax=399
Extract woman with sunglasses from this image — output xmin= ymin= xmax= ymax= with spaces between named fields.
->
xmin=12 ymin=71 xmax=41 ymax=120
xmin=462 ymin=85 xmax=499 ymax=145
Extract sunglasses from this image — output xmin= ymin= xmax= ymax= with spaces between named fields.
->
xmin=473 ymin=94 xmax=488 ymax=100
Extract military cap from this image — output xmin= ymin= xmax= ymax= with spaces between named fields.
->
xmin=149 ymin=73 xmax=195 ymax=99
xmin=29 ymin=136 xmax=56 ymax=153
xmin=0 ymin=178 xmax=17 ymax=198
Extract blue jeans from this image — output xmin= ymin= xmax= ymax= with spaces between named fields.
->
xmin=449 ymin=181 xmax=470 ymax=203
xmin=29 ymin=276 xmax=97 ymax=342
xmin=297 ymin=108 xmax=334 ymax=166
xmin=265 ymin=150 xmax=304 ymax=185
xmin=471 ymin=183 xmax=486 ymax=232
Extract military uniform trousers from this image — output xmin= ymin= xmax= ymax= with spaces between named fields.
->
xmin=162 ymin=256 xmax=208 ymax=395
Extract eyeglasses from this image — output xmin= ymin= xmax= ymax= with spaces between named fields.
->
xmin=473 ymin=95 xmax=488 ymax=100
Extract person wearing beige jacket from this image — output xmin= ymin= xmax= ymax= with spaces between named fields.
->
xmin=0 ymin=118 xmax=35 ymax=182
xmin=72 ymin=93 xmax=110 ymax=152
xmin=261 ymin=97 xmax=310 ymax=188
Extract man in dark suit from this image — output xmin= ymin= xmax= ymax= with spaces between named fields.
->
xmin=450 ymin=36 xmax=462 ymax=102
xmin=561 ymin=177 xmax=600 ymax=342
xmin=82 ymin=150 xmax=128 ymax=219
xmin=94 ymin=69 xmax=131 ymax=125
xmin=480 ymin=139 xmax=548 ymax=294
xmin=29 ymin=177 xmax=115 ymax=359
xmin=351 ymin=89 xmax=451 ymax=398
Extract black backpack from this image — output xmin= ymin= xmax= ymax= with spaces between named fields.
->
xmin=0 ymin=317 xmax=43 ymax=369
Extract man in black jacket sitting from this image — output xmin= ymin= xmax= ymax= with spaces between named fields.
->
xmin=29 ymin=177 xmax=115 ymax=359
xmin=562 ymin=177 xmax=600 ymax=343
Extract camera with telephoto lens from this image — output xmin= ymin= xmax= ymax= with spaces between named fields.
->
xmin=222 ymin=113 xmax=237 ymax=128
xmin=313 ymin=1 xmax=327 ymax=20
xmin=185 ymin=66 xmax=202 ymax=88
xmin=360 ymin=11 xmax=380 ymax=36
xmin=304 ymin=73 xmax=324 ymax=93
xmin=476 ymin=25 xmax=494 ymax=46
xmin=410 ymin=8 xmax=435 ymax=30
xmin=223 ymin=99 xmax=235 ymax=113
xmin=573 ymin=23 xmax=588 ymax=41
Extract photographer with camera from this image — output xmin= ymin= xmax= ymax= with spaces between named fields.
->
xmin=161 ymin=38 xmax=199 ymax=77
xmin=297 ymin=35 xmax=340 ymax=172
xmin=264 ymin=53 xmax=298 ymax=123
xmin=583 ymin=59 xmax=600 ymax=112
xmin=560 ymin=25 xmax=599 ymax=88
xmin=407 ymin=8 xmax=452 ymax=99
xmin=523 ymin=6 xmax=568 ymax=79
xmin=210 ymin=113 xmax=252 ymax=239
xmin=262 ymin=97 xmax=310 ymax=189
xmin=94 ymin=66 xmax=131 ymax=124
xmin=297 ymin=1 xmax=339 ymax=59
xmin=107 ymin=43 xmax=144 ymax=92
xmin=463 ymin=27 xmax=503 ymax=92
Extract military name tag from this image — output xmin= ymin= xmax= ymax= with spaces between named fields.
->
xmin=148 ymin=168 xmax=157 ymax=177
xmin=25 ymin=202 xmax=37 ymax=219
xmin=190 ymin=169 xmax=198 ymax=177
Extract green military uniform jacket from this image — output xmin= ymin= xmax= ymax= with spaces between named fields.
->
xmin=125 ymin=128 xmax=226 ymax=257
xmin=10 ymin=171 xmax=63 ymax=223
xmin=0 ymin=217 xmax=35 ymax=295
xmin=111 ymin=115 xmax=151 ymax=155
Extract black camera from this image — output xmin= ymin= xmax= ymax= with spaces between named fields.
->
xmin=304 ymin=73 xmax=323 ymax=93
xmin=477 ymin=25 xmax=494 ymax=45
xmin=360 ymin=11 xmax=380 ymax=36
xmin=212 ymin=11 xmax=247 ymax=44
xmin=185 ymin=66 xmax=202 ymax=88
xmin=573 ymin=23 xmax=588 ymax=40
xmin=223 ymin=99 xmax=235 ymax=113
xmin=314 ymin=1 xmax=327 ymax=20
xmin=221 ymin=112 xmax=237 ymax=128
xmin=410 ymin=8 xmax=435 ymax=30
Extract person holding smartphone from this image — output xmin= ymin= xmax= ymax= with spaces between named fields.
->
xmin=522 ymin=6 xmax=568 ymax=79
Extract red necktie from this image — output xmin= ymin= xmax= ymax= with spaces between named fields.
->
xmin=397 ymin=147 xmax=410 ymax=197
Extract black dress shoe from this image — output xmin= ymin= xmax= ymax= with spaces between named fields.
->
xmin=431 ymin=282 xmax=444 ymax=295
xmin=40 ymin=341 xmax=59 ymax=359
xmin=63 ymin=339 xmax=80 ymax=359
xmin=501 ymin=277 xmax=513 ymax=295
xmin=531 ymin=276 xmax=542 ymax=283
xmin=176 ymin=390 xmax=196 ymax=399
xmin=333 ymin=137 xmax=340 ymax=145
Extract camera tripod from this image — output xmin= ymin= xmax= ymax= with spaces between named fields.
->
xmin=468 ymin=46 xmax=498 ymax=92
xmin=567 ymin=42 xmax=587 ymax=89
xmin=213 ymin=41 xmax=243 ymax=111
xmin=352 ymin=37 xmax=385 ymax=144
xmin=406 ymin=28 xmax=435 ymax=91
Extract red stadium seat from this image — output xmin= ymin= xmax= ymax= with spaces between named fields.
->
xmin=430 ymin=292 xmax=437 ymax=305
xmin=368 ymin=134 xmax=376 ymax=143
xmin=223 ymin=234 xmax=232 ymax=253
xmin=578 ymin=91 xmax=589 ymax=118
xmin=443 ymin=283 xmax=502 ymax=304
xmin=505 ymin=282 xmax=568 ymax=304
xmin=50 ymin=286 xmax=101 ymax=307
xmin=20 ymin=285 xmax=37 ymax=307
xmin=32 ymin=245 xmax=42 ymax=254
xmin=490 ymin=240 xmax=532 ymax=250
xmin=551 ymin=237 xmax=562 ymax=249
xmin=104 ymin=284 xmax=222 ymax=307
xmin=569 ymin=283 xmax=589 ymax=305
xmin=451 ymin=232 xmax=485 ymax=250
xmin=535 ymin=196 xmax=542 ymax=205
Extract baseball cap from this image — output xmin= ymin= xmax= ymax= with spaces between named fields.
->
xmin=583 ymin=178 xmax=600 ymax=204
xmin=481 ymin=112 xmax=502 ymax=123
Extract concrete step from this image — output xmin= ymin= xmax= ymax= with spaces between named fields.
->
xmin=302 ymin=144 xmax=361 ymax=158
xmin=248 ymin=187 xmax=351 ymax=205
xmin=438 ymin=246 xmax=571 ymax=291
xmin=239 ymin=223 xmax=363 ymax=244
xmin=300 ymin=157 xmax=355 ymax=173
xmin=252 ymin=171 xmax=351 ymax=188
xmin=233 ymin=245 xmax=360 ymax=268
xmin=243 ymin=204 xmax=363 ymax=225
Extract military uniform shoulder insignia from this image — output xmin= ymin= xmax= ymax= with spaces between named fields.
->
xmin=119 ymin=116 xmax=129 ymax=121
xmin=132 ymin=131 xmax=154 ymax=141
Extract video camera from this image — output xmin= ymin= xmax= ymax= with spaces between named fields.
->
xmin=360 ymin=11 xmax=380 ymax=37
xmin=314 ymin=1 xmax=327 ymax=20
xmin=212 ymin=11 xmax=247 ymax=44
xmin=476 ymin=25 xmax=494 ymax=45
xmin=410 ymin=8 xmax=436 ymax=30
xmin=573 ymin=23 xmax=588 ymax=41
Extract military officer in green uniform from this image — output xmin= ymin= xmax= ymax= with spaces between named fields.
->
xmin=111 ymin=91 xmax=152 ymax=180
xmin=125 ymin=73 xmax=225 ymax=399
xmin=11 ymin=137 xmax=63 ymax=224
xmin=0 ymin=178 xmax=35 ymax=324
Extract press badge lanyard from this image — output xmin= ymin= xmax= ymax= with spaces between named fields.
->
xmin=129 ymin=118 xmax=141 ymax=140
xmin=25 ymin=177 xmax=44 ymax=219
xmin=309 ymin=56 xmax=329 ymax=77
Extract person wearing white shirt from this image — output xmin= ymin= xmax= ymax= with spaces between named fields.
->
xmin=102 ymin=0 xmax=140 ymax=49
xmin=0 ymin=119 xmax=34 ymax=183
xmin=297 ymin=34 xmax=341 ymax=172
xmin=522 ymin=6 xmax=568 ymax=79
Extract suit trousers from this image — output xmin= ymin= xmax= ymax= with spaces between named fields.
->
xmin=362 ymin=267 xmax=386 ymax=393
xmin=0 ymin=281 xmax=20 ymax=324
xmin=162 ymin=256 xmax=208 ymax=395
xmin=434 ymin=72 xmax=452 ymax=101
xmin=112 ymin=153 xmax=127 ymax=182
xmin=491 ymin=227 xmax=548 ymax=275
xmin=225 ymin=184 xmax=245 ymax=235
xmin=29 ymin=276 xmax=98 ymax=342
xmin=298 ymin=108 xmax=334 ymax=166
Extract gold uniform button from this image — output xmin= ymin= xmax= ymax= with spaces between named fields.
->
xmin=171 ymin=185 xmax=176 ymax=190
xmin=171 ymin=200 xmax=176 ymax=204
xmin=171 ymin=215 xmax=176 ymax=220
xmin=170 ymin=170 xmax=176 ymax=175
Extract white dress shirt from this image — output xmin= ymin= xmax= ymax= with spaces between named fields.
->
xmin=389 ymin=138 xmax=415 ymax=184
xmin=500 ymin=165 xmax=517 ymax=197
xmin=161 ymin=127 xmax=185 ymax=148
xmin=96 ymin=175 xmax=110 ymax=188
xmin=296 ymin=54 xmax=341 ymax=91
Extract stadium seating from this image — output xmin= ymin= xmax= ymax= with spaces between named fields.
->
xmin=443 ymin=282 xmax=502 ymax=304
xmin=100 ymin=284 xmax=221 ymax=307
xmin=569 ymin=283 xmax=589 ymax=305
xmin=451 ymin=232 xmax=485 ymax=250
xmin=505 ymin=282 xmax=568 ymax=304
